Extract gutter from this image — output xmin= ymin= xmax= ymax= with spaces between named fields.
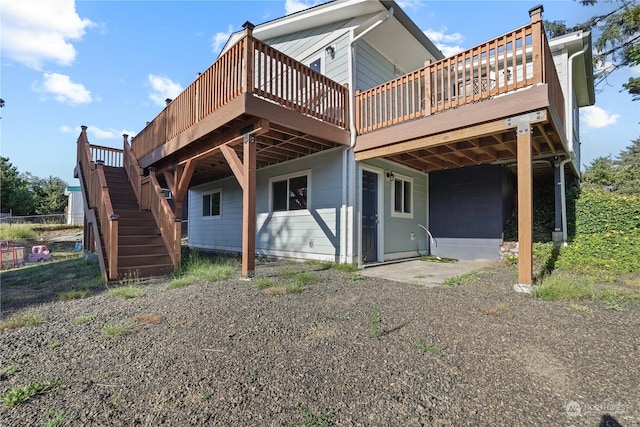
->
xmin=566 ymin=41 xmax=589 ymax=155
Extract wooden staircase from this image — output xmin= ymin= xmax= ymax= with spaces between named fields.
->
xmin=102 ymin=166 xmax=174 ymax=278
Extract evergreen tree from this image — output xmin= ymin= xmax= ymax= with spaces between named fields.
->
xmin=0 ymin=157 xmax=35 ymax=215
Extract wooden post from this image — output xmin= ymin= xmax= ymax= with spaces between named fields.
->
xmin=242 ymin=133 xmax=257 ymax=277
xmin=108 ymin=218 xmax=119 ymax=280
xmin=423 ymin=60 xmax=432 ymax=116
xmin=243 ymin=21 xmax=255 ymax=94
xmin=516 ymin=120 xmax=533 ymax=285
xmin=529 ymin=5 xmax=544 ymax=84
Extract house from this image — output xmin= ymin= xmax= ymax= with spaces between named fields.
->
xmin=74 ymin=0 xmax=594 ymax=285
xmin=64 ymin=186 xmax=84 ymax=225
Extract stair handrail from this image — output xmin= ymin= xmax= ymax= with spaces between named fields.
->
xmin=147 ymin=169 xmax=181 ymax=269
xmin=123 ymin=135 xmax=181 ymax=270
xmin=75 ymin=128 xmax=108 ymax=282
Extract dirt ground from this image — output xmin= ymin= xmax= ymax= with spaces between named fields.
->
xmin=1 ymin=253 xmax=638 ymax=426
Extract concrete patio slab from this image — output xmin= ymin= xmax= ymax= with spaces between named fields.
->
xmin=360 ymin=259 xmax=492 ymax=287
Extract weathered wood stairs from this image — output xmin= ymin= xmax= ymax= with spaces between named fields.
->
xmin=102 ymin=166 xmax=174 ymax=278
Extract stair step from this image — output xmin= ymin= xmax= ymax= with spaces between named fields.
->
xmin=118 ymin=253 xmax=172 ymax=268
xmin=118 ymin=263 xmax=174 ymax=279
xmin=119 ymin=235 xmax=165 ymax=245
xmin=119 ymin=244 xmax=168 ymax=256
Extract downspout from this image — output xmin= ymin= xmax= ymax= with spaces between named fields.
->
xmin=558 ymin=156 xmax=573 ymax=244
xmin=345 ymin=7 xmax=394 ymax=264
xmin=566 ymin=41 xmax=589 ymax=154
xmin=558 ymin=39 xmax=588 ymax=245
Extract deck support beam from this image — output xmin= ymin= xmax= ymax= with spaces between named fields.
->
xmin=512 ymin=112 xmax=538 ymax=286
xmin=242 ymin=133 xmax=256 ymax=277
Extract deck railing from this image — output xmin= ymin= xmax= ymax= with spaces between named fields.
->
xmin=355 ymin=19 xmax=564 ymax=134
xmin=132 ymin=30 xmax=349 ymax=161
xmin=124 ymin=136 xmax=181 ymax=269
xmin=90 ymin=145 xmax=124 ymax=167
xmin=76 ymin=127 xmax=119 ymax=280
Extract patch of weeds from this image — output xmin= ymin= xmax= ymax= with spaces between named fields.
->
xmin=2 ymin=379 xmax=63 ymax=408
xmin=43 ymin=409 xmax=67 ymax=427
xmin=133 ymin=313 xmax=164 ymax=324
xmin=296 ymin=404 xmax=338 ymax=427
xmin=569 ymin=303 xmax=590 ymax=312
xmin=107 ymin=284 xmax=145 ymax=299
xmin=168 ymin=254 xmax=236 ymax=288
xmin=0 ymin=309 xmax=45 ymax=331
xmin=304 ymin=260 xmax=333 ymax=269
xmin=103 ymin=321 xmax=134 ymax=339
xmin=59 ymin=289 xmax=90 ymax=301
xmin=443 ymin=272 xmax=478 ymax=287
xmin=0 ymin=224 xmax=37 ymax=239
xmin=330 ymin=263 xmax=359 ymax=273
xmin=166 ymin=277 xmax=191 ymax=289
xmin=254 ymin=277 xmax=276 ymax=289
xmin=201 ymin=392 xmax=214 ymax=401
xmin=47 ymin=341 xmax=61 ymax=349
xmin=410 ymin=339 xmax=442 ymax=356
xmin=72 ymin=315 xmax=95 ymax=324
xmin=532 ymin=275 xmax=597 ymax=301
xmin=291 ymin=271 xmax=318 ymax=287
xmin=368 ymin=301 xmax=381 ymax=339
xmin=264 ymin=283 xmax=304 ymax=296
xmin=601 ymin=289 xmax=625 ymax=311
xmin=0 ymin=365 xmax=21 ymax=380
xmin=487 ymin=303 xmax=509 ymax=316
xmin=420 ymin=255 xmax=458 ymax=263
xmin=346 ymin=273 xmax=363 ymax=281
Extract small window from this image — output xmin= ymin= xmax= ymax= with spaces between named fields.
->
xmin=202 ymin=190 xmax=221 ymax=218
xmin=391 ymin=176 xmax=413 ymax=218
xmin=309 ymin=58 xmax=321 ymax=73
xmin=271 ymin=173 xmax=309 ymax=212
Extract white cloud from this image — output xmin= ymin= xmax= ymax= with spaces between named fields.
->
xmin=631 ymin=64 xmax=640 ymax=75
xmin=212 ymin=25 xmax=234 ymax=54
xmin=148 ymin=75 xmax=183 ymax=107
xmin=424 ymin=27 xmax=464 ymax=57
xmin=1 ymin=0 xmax=94 ymax=69
xmin=38 ymin=73 xmax=92 ymax=105
xmin=395 ymin=0 xmax=424 ymax=11
xmin=60 ymin=125 xmax=136 ymax=140
xmin=284 ymin=0 xmax=320 ymax=15
xmin=580 ymin=106 xmax=620 ymax=129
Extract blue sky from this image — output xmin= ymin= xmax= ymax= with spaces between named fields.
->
xmin=1 ymin=0 xmax=638 ymax=187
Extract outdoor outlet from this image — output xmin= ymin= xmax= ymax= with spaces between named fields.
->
xmin=410 ymin=232 xmax=415 ymax=241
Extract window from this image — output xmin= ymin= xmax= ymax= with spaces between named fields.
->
xmin=391 ymin=176 xmax=413 ymax=218
xmin=309 ymin=58 xmax=321 ymax=73
xmin=271 ymin=173 xmax=309 ymax=212
xmin=202 ymin=190 xmax=221 ymax=218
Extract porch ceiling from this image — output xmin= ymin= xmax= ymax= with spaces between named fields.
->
xmin=155 ymin=114 xmax=346 ymax=188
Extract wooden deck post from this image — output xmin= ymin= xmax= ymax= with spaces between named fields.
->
xmin=516 ymin=119 xmax=533 ymax=285
xmin=242 ymin=134 xmax=257 ymax=277
xmin=243 ymin=21 xmax=255 ymax=94
xmin=529 ymin=5 xmax=544 ymax=84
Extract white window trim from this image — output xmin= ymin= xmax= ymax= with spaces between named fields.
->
xmin=269 ymin=169 xmax=311 ymax=214
xmin=202 ymin=188 xmax=222 ymax=220
xmin=390 ymin=174 xmax=413 ymax=219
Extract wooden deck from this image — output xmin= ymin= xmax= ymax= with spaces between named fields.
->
xmin=78 ymin=9 xmax=565 ymax=284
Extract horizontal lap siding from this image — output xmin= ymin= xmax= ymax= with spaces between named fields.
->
xmin=355 ymin=41 xmax=396 ymax=91
xmin=189 ymin=149 xmax=344 ymax=261
xmin=360 ymin=159 xmax=429 ymax=259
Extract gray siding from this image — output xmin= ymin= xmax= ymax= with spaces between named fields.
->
xmin=265 ymin=22 xmax=351 ymax=84
xmin=429 ymin=165 xmax=507 ymax=261
xmin=360 ymin=159 xmax=429 ymax=261
xmin=355 ymin=40 xmax=396 ymax=91
xmin=189 ymin=148 xmax=345 ymax=261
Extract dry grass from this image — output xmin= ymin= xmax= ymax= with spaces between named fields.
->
xmin=133 ymin=313 xmax=164 ymax=324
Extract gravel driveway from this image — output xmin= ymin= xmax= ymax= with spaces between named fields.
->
xmin=1 ymin=260 xmax=638 ymax=426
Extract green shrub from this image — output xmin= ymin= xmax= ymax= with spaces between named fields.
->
xmin=557 ymin=189 xmax=640 ymax=274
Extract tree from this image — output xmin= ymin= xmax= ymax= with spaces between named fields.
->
xmin=24 ymin=173 xmax=68 ymax=214
xmin=616 ymin=137 xmax=640 ymax=194
xmin=545 ymin=0 xmax=640 ymax=100
xmin=0 ymin=157 xmax=34 ymax=215
xmin=582 ymin=137 xmax=640 ymax=194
